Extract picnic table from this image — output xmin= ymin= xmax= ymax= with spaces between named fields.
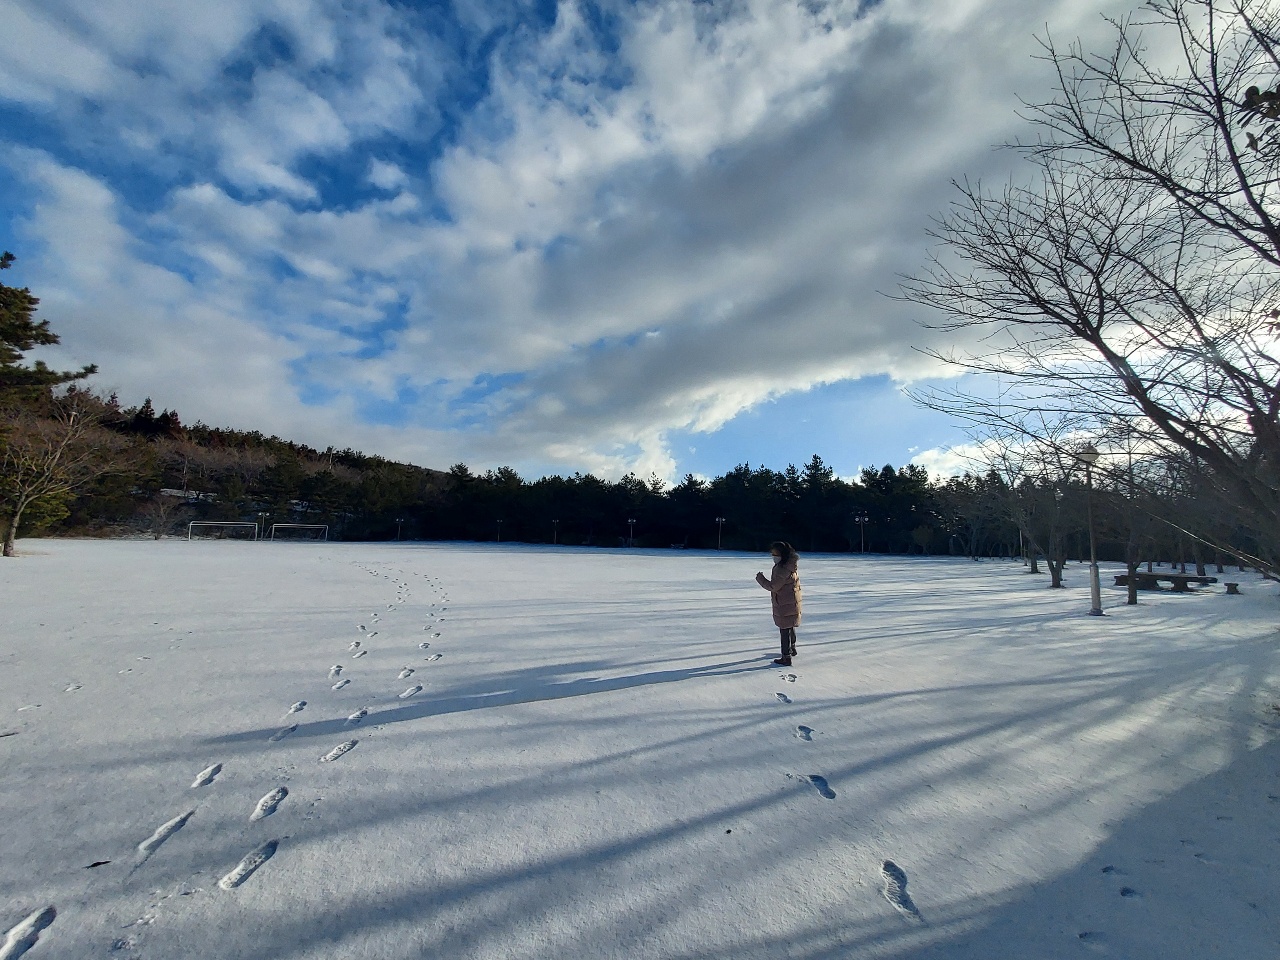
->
xmin=1113 ymin=572 xmax=1219 ymax=592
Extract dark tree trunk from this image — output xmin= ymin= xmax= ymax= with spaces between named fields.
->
xmin=2 ymin=503 xmax=25 ymax=558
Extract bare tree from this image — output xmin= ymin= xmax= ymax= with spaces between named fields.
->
xmin=902 ymin=0 xmax=1280 ymax=575
xmin=0 ymin=390 xmax=132 ymax=556
xmin=135 ymin=493 xmax=193 ymax=540
xmin=970 ymin=420 xmax=1093 ymax=588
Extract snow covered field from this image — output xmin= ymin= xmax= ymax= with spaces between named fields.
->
xmin=1 ymin=539 xmax=1277 ymax=960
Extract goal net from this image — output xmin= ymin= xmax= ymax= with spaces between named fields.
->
xmin=188 ymin=521 xmax=259 ymax=541
xmin=269 ymin=523 xmax=329 ymax=542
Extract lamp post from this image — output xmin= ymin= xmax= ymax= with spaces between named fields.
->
xmin=552 ymin=519 xmax=559 ymax=545
xmin=496 ymin=519 xmax=503 ymax=543
xmin=395 ymin=517 xmax=404 ymax=541
xmin=854 ymin=512 xmax=869 ymax=553
xmin=715 ymin=517 xmax=726 ymax=550
xmin=627 ymin=518 xmax=635 ymax=547
xmin=258 ymin=511 xmax=269 ymax=541
xmin=1078 ymin=444 xmax=1104 ymax=616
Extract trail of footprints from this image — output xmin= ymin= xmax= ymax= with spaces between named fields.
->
xmin=52 ymin=562 xmax=454 ymax=957
xmin=770 ymin=667 xmax=832 ymax=799
xmin=765 ymin=659 xmax=927 ymax=924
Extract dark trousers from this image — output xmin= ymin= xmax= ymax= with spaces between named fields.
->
xmin=779 ymin=628 xmax=796 ymax=658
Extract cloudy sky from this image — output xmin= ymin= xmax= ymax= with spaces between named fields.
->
xmin=0 ymin=0 xmax=1130 ymax=480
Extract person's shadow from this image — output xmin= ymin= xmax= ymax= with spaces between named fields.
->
xmin=203 ymin=655 xmax=764 ymax=747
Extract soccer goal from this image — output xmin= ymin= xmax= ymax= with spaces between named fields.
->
xmin=269 ymin=523 xmax=329 ymax=542
xmin=187 ymin=521 xmax=259 ymax=541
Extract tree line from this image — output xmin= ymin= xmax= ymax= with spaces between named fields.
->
xmin=0 ymin=370 xmax=1262 ymax=574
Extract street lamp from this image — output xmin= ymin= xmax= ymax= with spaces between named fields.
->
xmin=496 ymin=519 xmax=503 ymax=543
xmin=715 ymin=517 xmax=726 ymax=550
xmin=395 ymin=517 xmax=404 ymax=541
xmin=853 ymin=512 xmax=869 ymax=553
xmin=1078 ymin=444 xmax=1104 ymax=617
xmin=258 ymin=511 xmax=270 ymax=541
xmin=627 ymin=518 xmax=635 ymax=547
xmin=552 ymin=519 xmax=559 ymax=545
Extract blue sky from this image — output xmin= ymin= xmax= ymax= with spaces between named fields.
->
xmin=0 ymin=0 xmax=1127 ymax=481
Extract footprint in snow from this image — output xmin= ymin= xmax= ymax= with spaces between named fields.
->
xmin=399 ymin=685 xmax=422 ymax=699
xmin=775 ymin=692 xmax=792 ymax=704
xmin=250 ymin=787 xmax=288 ymax=822
xmin=796 ymin=725 xmax=815 ymax=741
xmin=346 ymin=708 xmax=367 ymax=725
xmin=349 ymin=641 xmax=361 ymax=651
xmin=329 ymin=665 xmax=343 ymax=679
xmin=352 ymin=650 xmax=368 ymax=659
xmin=398 ymin=668 xmax=414 ymax=679
xmin=332 ymin=679 xmax=350 ymax=690
xmin=137 ymin=810 xmax=195 ymax=859
xmin=191 ymin=763 xmax=222 ymax=788
xmin=425 ymin=653 xmax=442 ymax=662
xmin=880 ymin=860 xmax=923 ymax=921
xmin=807 ymin=775 xmax=836 ymax=799
xmin=780 ymin=673 xmax=797 ymax=682
xmin=320 ymin=740 xmax=358 ymax=763
xmin=418 ymin=642 xmax=431 ymax=650
xmin=1 ymin=906 xmax=56 ymax=959
xmin=269 ymin=724 xmax=298 ymax=742
xmin=218 ymin=839 xmax=278 ymax=890
xmin=358 ymin=625 xmax=366 ymax=632
xmin=287 ymin=701 xmax=307 ymax=715
xmin=64 ymin=683 xmax=82 ymax=693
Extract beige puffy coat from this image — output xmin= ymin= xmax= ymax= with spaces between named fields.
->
xmin=756 ymin=554 xmax=802 ymax=629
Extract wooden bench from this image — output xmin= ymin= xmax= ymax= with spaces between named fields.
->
xmin=1113 ymin=573 xmax=1219 ymax=592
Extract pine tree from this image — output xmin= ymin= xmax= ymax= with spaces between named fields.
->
xmin=0 ymin=252 xmax=96 ymax=393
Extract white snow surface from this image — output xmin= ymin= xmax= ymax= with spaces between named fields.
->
xmin=2 ymin=539 xmax=1278 ymax=959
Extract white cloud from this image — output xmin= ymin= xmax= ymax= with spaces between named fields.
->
xmin=0 ymin=1 xmax=120 ymax=104
xmin=368 ymin=158 xmax=408 ymax=191
xmin=910 ymin=442 xmax=995 ymax=479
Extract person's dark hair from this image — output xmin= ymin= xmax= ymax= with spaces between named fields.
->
xmin=769 ymin=541 xmax=795 ymax=564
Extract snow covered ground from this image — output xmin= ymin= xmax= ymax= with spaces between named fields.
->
xmin=1 ymin=539 xmax=1277 ymax=960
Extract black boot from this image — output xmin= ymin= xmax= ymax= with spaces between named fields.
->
xmin=787 ymin=628 xmax=797 ymax=657
xmin=774 ymin=631 xmax=792 ymax=666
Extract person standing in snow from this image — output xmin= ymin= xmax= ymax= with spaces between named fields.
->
xmin=756 ymin=541 xmax=802 ymax=666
